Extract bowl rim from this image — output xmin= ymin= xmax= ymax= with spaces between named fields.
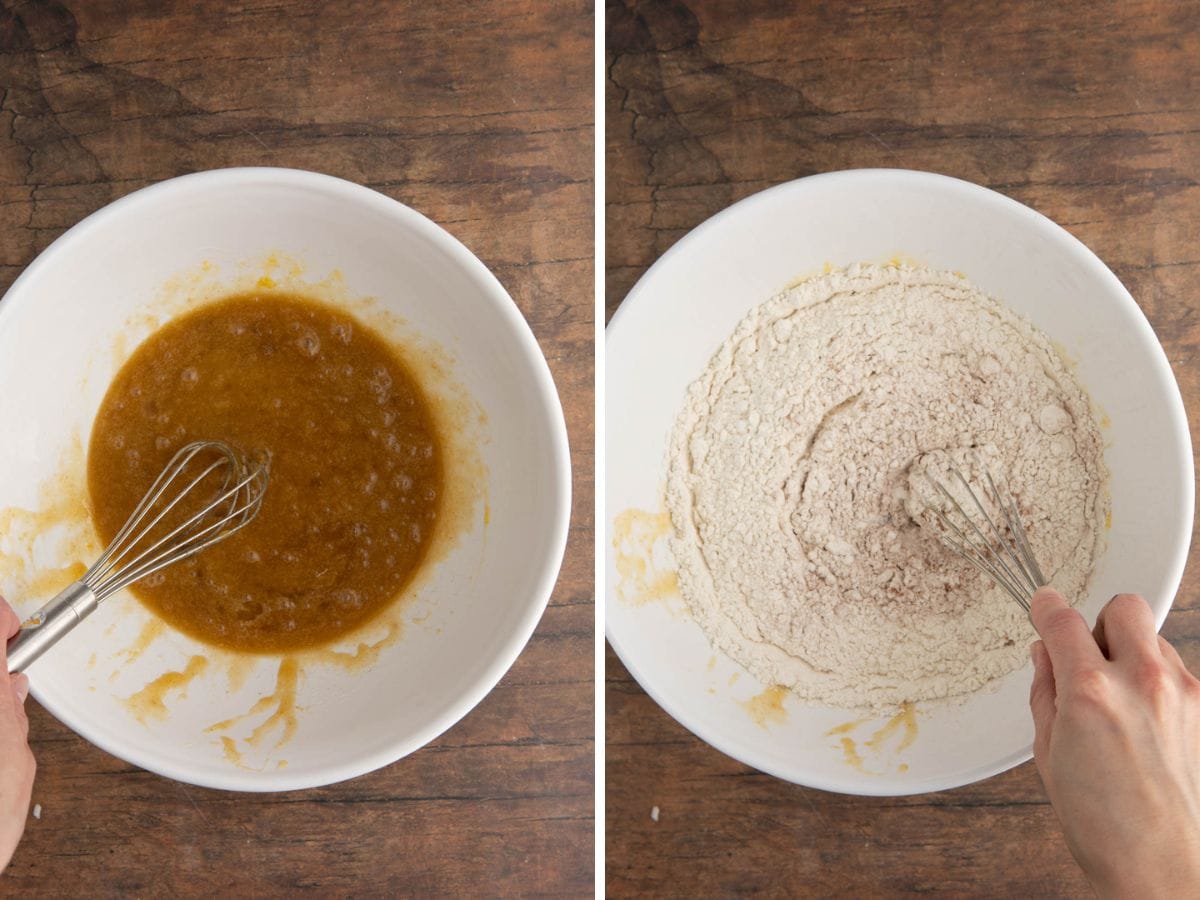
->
xmin=0 ymin=166 xmax=573 ymax=791
xmin=605 ymin=166 xmax=1195 ymax=794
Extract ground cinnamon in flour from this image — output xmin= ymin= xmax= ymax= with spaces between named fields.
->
xmin=666 ymin=263 xmax=1108 ymax=711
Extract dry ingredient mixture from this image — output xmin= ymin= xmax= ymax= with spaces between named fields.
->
xmin=666 ymin=263 xmax=1108 ymax=710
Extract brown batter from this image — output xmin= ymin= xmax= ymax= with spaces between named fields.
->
xmin=88 ymin=292 xmax=443 ymax=654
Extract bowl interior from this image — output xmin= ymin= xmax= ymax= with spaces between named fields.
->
xmin=605 ymin=169 xmax=1193 ymax=795
xmin=0 ymin=168 xmax=570 ymax=790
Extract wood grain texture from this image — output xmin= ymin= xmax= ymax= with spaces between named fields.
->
xmin=0 ymin=1 xmax=593 ymax=895
xmin=606 ymin=0 xmax=1200 ymax=896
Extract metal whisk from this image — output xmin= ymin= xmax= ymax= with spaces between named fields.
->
xmin=7 ymin=440 xmax=269 ymax=673
xmin=926 ymin=462 xmax=1046 ymax=614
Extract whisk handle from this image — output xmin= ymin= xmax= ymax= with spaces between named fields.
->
xmin=7 ymin=581 xmax=98 ymax=674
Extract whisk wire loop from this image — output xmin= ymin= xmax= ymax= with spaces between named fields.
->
xmin=956 ymin=467 xmax=1040 ymax=597
xmin=929 ymin=486 xmax=1032 ymax=611
xmin=927 ymin=462 xmax=1045 ymax=615
xmin=989 ymin=468 xmax=1047 ymax=589
xmin=6 ymin=440 xmax=269 ymax=673
xmin=88 ymin=443 xmax=232 ymax=594
xmin=97 ymin=452 xmax=267 ymax=598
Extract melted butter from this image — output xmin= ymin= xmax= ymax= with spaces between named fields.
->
xmin=825 ymin=716 xmax=869 ymax=737
xmin=27 ymin=562 xmax=88 ymax=602
xmin=308 ymin=620 xmax=402 ymax=672
xmin=89 ymin=292 xmax=446 ymax=654
xmin=864 ymin=702 xmax=918 ymax=754
xmin=0 ymin=436 xmax=98 ymax=612
xmin=125 ymin=655 xmax=209 ymax=722
xmin=741 ymin=684 xmax=789 ymax=728
xmin=220 ymin=735 xmax=241 ymax=766
xmin=206 ymin=658 xmax=299 ymax=749
xmin=248 ymin=659 xmax=300 ymax=747
xmin=784 ymin=261 xmax=835 ymax=290
xmin=117 ymin=619 xmax=167 ymax=664
xmin=224 ymin=654 xmax=257 ymax=694
xmin=1049 ymin=338 xmax=1081 ymax=372
xmin=826 ymin=702 xmax=919 ymax=775
xmin=90 ymin=251 xmax=485 ymax=658
xmin=837 ymin=736 xmax=867 ymax=772
xmin=884 ymin=253 xmax=927 ymax=269
xmin=612 ymin=508 xmax=679 ymax=605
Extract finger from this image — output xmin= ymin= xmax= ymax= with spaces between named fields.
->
xmin=0 ymin=597 xmax=18 ymax=641
xmin=0 ymin=655 xmax=22 ymax=718
xmin=1092 ymin=594 xmax=1160 ymax=665
xmin=1029 ymin=640 xmax=1056 ymax=767
xmin=1030 ymin=587 xmax=1105 ymax=679
xmin=10 ymin=675 xmax=29 ymax=740
xmin=1158 ymin=635 xmax=1189 ymax=671
xmin=0 ymin=596 xmax=23 ymax=675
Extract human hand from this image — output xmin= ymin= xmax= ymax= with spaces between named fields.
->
xmin=1029 ymin=587 xmax=1200 ymax=898
xmin=0 ymin=598 xmax=34 ymax=873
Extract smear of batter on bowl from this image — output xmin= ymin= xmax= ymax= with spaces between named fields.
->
xmin=612 ymin=508 xmax=679 ymax=606
xmin=740 ymin=684 xmax=789 ymax=728
xmin=825 ymin=704 xmax=918 ymax=774
xmin=666 ymin=263 xmax=1108 ymax=711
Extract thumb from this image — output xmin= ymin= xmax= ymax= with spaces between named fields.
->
xmin=1029 ymin=639 xmax=1056 ymax=768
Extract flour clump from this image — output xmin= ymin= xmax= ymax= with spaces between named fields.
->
xmin=665 ymin=263 xmax=1107 ymax=710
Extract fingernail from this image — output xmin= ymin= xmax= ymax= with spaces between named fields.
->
xmin=1030 ymin=640 xmax=1043 ymax=670
xmin=15 ymin=675 xmax=29 ymax=704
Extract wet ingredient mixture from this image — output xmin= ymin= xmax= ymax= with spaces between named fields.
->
xmin=666 ymin=264 xmax=1107 ymax=710
xmin=88 ymin=292 xmax=443 ymax=653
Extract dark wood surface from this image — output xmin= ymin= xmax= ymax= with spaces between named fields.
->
xmin=606 ymin=1 xmax=1200 ymax=896
xmin=0 ymin=1 xmax=593 ymax=895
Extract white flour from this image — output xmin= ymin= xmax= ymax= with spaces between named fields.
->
xmin=666 ymin=264 xmax=1107 ymax=711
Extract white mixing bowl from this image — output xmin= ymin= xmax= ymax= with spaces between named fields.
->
xmin=0 ymin=168 xmax=571 ymax=791
xmin=606 ymin=169 xmax=1193 ymax=795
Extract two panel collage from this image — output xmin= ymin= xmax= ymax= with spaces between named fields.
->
xmin=1 ymin=1 xmax=1198 ymax=896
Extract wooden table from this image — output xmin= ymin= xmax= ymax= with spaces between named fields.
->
xmin=0 ymin=1 xmax=593 ymax=895
xmin=606 ymin=1 xmax=1200 ymax=895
